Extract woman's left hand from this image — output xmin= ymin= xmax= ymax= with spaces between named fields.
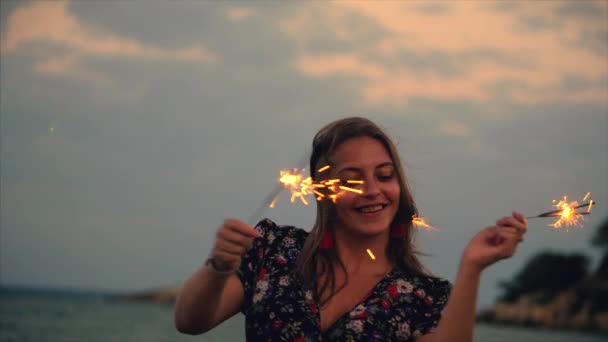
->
xmin=461 ymin=211 xmax=528 ymax=273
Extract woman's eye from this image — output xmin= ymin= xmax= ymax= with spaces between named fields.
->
xmin=377 ymin=173 xmax=394 ymax=182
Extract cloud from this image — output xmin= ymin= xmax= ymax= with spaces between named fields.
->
xmin=1 ymin=0 xmax=217 ymax=85
xmin=32 ymin=52 xmax=110 ymax=85
xmin=296 ymin=54 xmax=385 ymax=80
xmin=226 ymin=6 xmax=255 ymax=22
xmin=280 ymin=1 xmax=607 ymax=107
xmin=438 ymin=121 xmax=470 ymax=137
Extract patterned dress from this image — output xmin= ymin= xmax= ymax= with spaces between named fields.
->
xmin=237 ymin=219 xmax=451 ymax=341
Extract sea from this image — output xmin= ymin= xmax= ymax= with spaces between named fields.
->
xmin=1 ymin=287 xmax=606 ymax=342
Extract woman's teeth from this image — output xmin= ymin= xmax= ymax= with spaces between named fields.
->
xmin=358 ymin=205 xmax=384 ymax=213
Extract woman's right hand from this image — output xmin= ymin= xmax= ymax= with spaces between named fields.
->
xmin=209 ymin=219 xmax=262 ymax=272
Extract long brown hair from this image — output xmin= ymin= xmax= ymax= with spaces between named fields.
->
xmin=296 ymin=117 xmax=430 ymax=307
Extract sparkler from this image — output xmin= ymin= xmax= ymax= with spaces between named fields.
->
xmin=279 ymin=168 xmax=315 ymax=205
xmin=270 ymin=168 xmax=348 ymax=206
xmin=247 ymin=162 xmax=333 ymax=224
xmin=527 ymin=192 xmax=595 ymax=230
xmin=247 ymin=153 xmax=310 ymax=225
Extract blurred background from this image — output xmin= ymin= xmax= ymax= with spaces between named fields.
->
xmin=1 ymin=1 xmax=606 ymax=341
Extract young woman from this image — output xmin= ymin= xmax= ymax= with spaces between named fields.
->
xmin=175 ymin=117 xmax=527 ymax=341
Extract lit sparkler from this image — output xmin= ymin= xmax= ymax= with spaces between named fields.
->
xmin=279 ymin=168 xmax=315 ymax=205
xmin=272 ymin=167 xmax=355 ymax=206
xmin=528 ymin=192 xmax=595 ymax=230
xmin=247 ymin=154 xmax=310 ymax=224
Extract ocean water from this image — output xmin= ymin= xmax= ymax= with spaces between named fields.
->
xmin=0 ymin=288 xmax=605 ymax=342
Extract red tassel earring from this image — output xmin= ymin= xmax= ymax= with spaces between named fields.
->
xmin=390 ymin=223 xmax=407 ymax=238
xmin=319 ymin=230 xmax=335 ymax=249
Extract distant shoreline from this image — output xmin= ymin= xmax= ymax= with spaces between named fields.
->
xmin=0 ymin=284 xmax=160 ymax=297
xmin=476 ymin=320 xmax=608 ymax=337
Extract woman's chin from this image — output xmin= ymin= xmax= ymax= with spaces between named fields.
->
xmin=352 ymin=224 xmax=390 ymax=238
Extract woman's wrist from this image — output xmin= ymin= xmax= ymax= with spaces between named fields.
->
xmin=458 ymin=259 xmax=483 ymax=278
xmin=204 ymin=257 xmax=237 ymax=277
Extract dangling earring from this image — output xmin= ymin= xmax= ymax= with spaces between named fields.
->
xmin=319 ymin=230 xmax=335 ymax=249
xmin=390 ymin=223 xmax=407 ymax=238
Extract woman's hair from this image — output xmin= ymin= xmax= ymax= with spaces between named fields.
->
xmin=296 ymin=116 xmax=430 ymax=307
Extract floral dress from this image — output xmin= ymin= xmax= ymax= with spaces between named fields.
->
xmin=238 ymin=219 xmax=451 ymax=341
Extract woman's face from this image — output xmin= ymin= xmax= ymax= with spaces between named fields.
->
xmin=330 ymin=136 xmax=400 ymax=237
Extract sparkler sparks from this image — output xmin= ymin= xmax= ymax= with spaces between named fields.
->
xmin=412 ymin=215 xmax=436 ymax=230
xmin=366 ymin=249 xmax=376 ymax=260
xmin=273 ymin=167 xmax=363 ymax=206
xmin=549 ymin=196 xmax=594 ymax=229
xmin=338 ymin=185 xmax=364 ymax=194
xmin=278 ymin=168 xmax=315 ymax=205
xmin=317 ymin=165 xmax=331 ymax=173
xmin=270 ymin=167 xmax=438 ymax=231
xmin=528 ymin=192 xmax=596 ymax=230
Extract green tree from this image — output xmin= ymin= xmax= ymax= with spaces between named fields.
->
xmin=499 ymin=252 xmax=589 ymax=302
xmin=591 ymin=216 xmax=608 ymax=277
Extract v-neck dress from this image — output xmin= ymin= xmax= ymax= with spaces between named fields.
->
xmin=237 ymin=219 xmax=451 ymax=341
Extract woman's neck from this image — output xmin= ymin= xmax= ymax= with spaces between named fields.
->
xmin=333 ymin=228 xmax=391 ymax=275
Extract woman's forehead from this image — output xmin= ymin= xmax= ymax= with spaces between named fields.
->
xmin=331 ymin=136 xmax=393 ymax=170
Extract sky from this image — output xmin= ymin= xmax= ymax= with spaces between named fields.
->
xmin=0 ymin=0 xmax=606 ymax=309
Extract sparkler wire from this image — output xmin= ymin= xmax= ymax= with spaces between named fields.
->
xmin=526 ymin=201 xmax=595 ymax=219
xmin=247 ymin=152 xmax=310 ymax=225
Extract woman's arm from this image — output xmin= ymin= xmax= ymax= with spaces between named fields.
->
xmin=418 ymin=212 xmax=527 ymax=342
xmin=174 ymin=267 xmax=243 ymax=334
xmin=174 ymin=219 xmax=260 ymax=334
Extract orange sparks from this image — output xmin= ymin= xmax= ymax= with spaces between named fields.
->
xmin=278 ymin=168 xmax=314 ymax=205
xmin=583 ymin=192 xmax=591 ymax=202
xmin=318 ymin=165 xmax=331 ymax=173
xmin=338 ymin=186 xmax=364 ymax=194
xmin=366 ymin=249 xmax=376 ymax=260
xmin=549 ymin=193 xmax=594 ymax=229
xmin=270 ymin=168 xmax=439 ymax=235
xmin=412 ymin=215 xmax=436 ymax=230
xmin=273 ymin=169 xmax=366 ymax=207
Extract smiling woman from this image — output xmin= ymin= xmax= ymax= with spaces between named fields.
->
xmin=174 ymin=117 xmax=528 ymax=341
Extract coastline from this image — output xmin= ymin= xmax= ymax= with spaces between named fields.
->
xmin=477 ymin=278 xmax=608 ymax=335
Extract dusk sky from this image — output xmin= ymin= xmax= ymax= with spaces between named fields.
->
xmin=1 ymin=0 xmax=606 ymax=309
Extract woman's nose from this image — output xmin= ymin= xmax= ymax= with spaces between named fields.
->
xmin=363 ymin=178 xmax=381 ymax=197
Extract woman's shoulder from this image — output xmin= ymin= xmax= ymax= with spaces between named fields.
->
xmin=382 ymin=270 xmax=452 ymax=337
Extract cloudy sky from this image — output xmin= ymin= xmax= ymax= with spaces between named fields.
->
xmin=1 ymin=0 xmax=606 ymax=309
